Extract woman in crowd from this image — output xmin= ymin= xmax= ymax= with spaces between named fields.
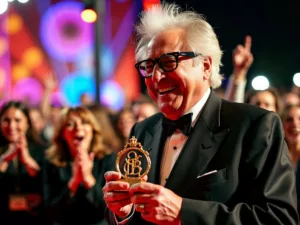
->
xmin=44 ymin=106 xmax=115 ymax=225
xmin=281 ymin=104 xmax=300 ymax=215
xmin=114 ymin=107 xmax=136 ymax=148
xmin=281 ymin=104 xmax=300 ymax=168
xmin=0 ymin=101 xmax=46 ymax=225
xmin=245 ymin=87 xmax=283 ymax=114
xmin=87 ymin=104 xmax=122 ymax=152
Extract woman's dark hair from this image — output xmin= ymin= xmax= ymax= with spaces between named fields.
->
xmin=0 ymin=101 xmax=39 ymax=144
xmin=245 ymin=87 xmax=283 ymax=114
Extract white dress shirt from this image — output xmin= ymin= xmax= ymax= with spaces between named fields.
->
xmin=160 ymin=88 xmax=211 ymax=186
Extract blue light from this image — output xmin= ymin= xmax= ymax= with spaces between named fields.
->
xmin=59 ymin=72 xmax=95 ymax=107
xmin=100 ymin=45 xmax=114 ymax=79
xmin=100 ymin=80 xmax=125 ymax=111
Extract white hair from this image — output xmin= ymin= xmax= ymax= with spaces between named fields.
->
xmin=135 ymin=3 xmax=223 ymax=88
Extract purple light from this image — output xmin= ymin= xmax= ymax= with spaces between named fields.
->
xmin=12 ymin=77 xmax=43 ymax=106
xmin=40 ymin=2 xmax=93 ymax=62
xmin=100 ymin=80 xmax=125 ymax=111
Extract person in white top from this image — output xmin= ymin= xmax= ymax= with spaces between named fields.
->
xmin=102 ymin=3 xmax=298 ymax=225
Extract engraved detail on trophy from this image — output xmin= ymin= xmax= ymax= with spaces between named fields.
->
xmin=116 ymin=136 xmax=151 ymax=186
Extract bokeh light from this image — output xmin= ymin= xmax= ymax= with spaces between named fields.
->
xmin=293 ymin=73 xmax=300 ymax=87
xmin=11 ymin=63 xmax=29 ymax=82
xmin=100 ymin=80 xmax=125 ymax=111
xmin=251 ymin=75 xmax=270 ymax=91
xmin=0 ymin=1 xmax=8 ymax=15
xmin=81 ymin=9 xmax=97 ymax=23
xmin=7 ymin=13 xmax=23 ymax=35
xmin=0 ymin=68 xmax=6 ymax=88
xmin=0 ymin=37 xmax=8 ymax=57
xmin=59 ymin=72 xmax=96 ymax=106
xmin=101 ymin=45 xmax=114 ymax=79
xmin=22 ymin=47 xmax=44 ymax=69
xmin=12 ymin=77 xmax=43 ymax=106
xmin=142 ymin=0 xmax=160 ymax=10
xmin=40 ymin=1 xmax=93 ymax=62
xmin=18 ymin=0 xmax=30 ymax=3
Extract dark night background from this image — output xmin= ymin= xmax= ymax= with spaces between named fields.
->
xmin=164 ymin=0 xmax=300 ymax=92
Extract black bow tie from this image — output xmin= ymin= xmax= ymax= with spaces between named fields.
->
xmin=162 ymin=113 xmax=193 ymax=136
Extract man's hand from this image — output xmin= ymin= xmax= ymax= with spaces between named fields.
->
xmin=130 ymin=182 xmax=182 ymax=225
xmin=103 ymin=171 xmax=133 ymax=218
xmin=232 ymin=35 xmax=253 ymax=80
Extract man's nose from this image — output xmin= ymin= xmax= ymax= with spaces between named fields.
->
xmin=152 ymin=65 xmax=165 ymax=82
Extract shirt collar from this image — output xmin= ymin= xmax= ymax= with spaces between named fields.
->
xmin=186 ymin=88 xmax=211 ymax=126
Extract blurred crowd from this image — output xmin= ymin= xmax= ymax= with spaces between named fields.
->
xmin=0 ymin=35 xmax=300 ymax=225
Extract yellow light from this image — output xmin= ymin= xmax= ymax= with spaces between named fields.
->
xmin=22 ymin=47 xmax=44 ymax=69
xmin=81 ymin=9 xmax=97 ymax=23
xmin=12 ymin=63 xmax=29 ymax=82
xmin=7 ymin=13 xmax=23 ymax=35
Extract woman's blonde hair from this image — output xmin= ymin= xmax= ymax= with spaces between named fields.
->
xmin=46 ymin=106 xmax=112 ymax=167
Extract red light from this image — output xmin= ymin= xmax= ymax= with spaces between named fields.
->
xmin=142 ymin=0 xmax=160 ymax=11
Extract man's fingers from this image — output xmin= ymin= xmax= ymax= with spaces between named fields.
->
xmin=104 ymin=171 xmax=122 ymax=182
xmin=130 ymin=182 xmax=159 ymax=195
xmin=106 ymin=199 xmax=132 ymax=211
xmin=106 ymin=181 xmax=130 ymax=192
xmin=104 ymin=191 xmax=131 ymax=202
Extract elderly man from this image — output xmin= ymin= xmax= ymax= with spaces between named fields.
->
xmin=103 ymin=3 xmax=298 ymax=225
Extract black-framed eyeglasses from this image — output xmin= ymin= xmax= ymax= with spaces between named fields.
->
xmin=135 ymin=52 xmax=202 ymax=78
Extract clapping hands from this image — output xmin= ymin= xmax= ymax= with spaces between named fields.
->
xmin=68 ymin=148 xmax=96 ymax=194
xmin=0 ymin=135 xmax=40 ymax=176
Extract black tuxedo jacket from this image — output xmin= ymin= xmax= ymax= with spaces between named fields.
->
xmin=107 ymin=91 xmax=298 ymax=225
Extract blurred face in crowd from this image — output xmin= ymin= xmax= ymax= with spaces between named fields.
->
xmin=0 ymin=107 xmax=29 ymax=143
xmin=284 ymin=92 xmax=299 ymax=106
xmin=249 ymin=91 xmax=276 ymax=112
xmin=132 ymin=103 xmax=158 ymax=122
xmin=117 ymin=110 xmax=135 ymax=139
xmin=29 ymin=108 xmax=45 ymax=133
xmin=51 ymin=106 xmax=62 ymax=125
xmin=63 ymin=111 xmax=93 ymax=157
xmin=144 ymin=28 xmax=212 ymax=120
xmin=283 ymin=106 xmax=300 ymax=145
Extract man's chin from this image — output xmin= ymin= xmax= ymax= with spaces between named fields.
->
xmin=161 ymin=108 xmax=183 ymax=120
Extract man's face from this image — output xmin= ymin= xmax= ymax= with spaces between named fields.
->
xmin=144 ymin=28 xmax=211 ymax=119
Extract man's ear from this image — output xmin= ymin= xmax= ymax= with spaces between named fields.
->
xmin=203 ymin=56 xmax=212 ymax=80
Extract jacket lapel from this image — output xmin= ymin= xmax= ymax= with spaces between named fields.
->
xmin=143 ymin=118 xmax=165 ymax=184
xmin=164 ymin=91 xmax=229 ymax=196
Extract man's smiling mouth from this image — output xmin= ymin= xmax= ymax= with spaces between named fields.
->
xmin=158 ymin=86 xmax=177 ymax=95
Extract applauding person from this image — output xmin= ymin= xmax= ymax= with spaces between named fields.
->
xmin=0 ymin=101 xmax=46 ymax=225
xmin=44 ymin=106 xmax=115 ymax=225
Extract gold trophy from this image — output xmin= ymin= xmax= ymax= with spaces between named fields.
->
xmin=116 ymin=136 xmax=151 ymax=186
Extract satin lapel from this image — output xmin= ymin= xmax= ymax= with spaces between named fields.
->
xmin=143 ymin=118 xmax=164 ymax=184
xmin=164 ymin=91 xmax=230 ymax=196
